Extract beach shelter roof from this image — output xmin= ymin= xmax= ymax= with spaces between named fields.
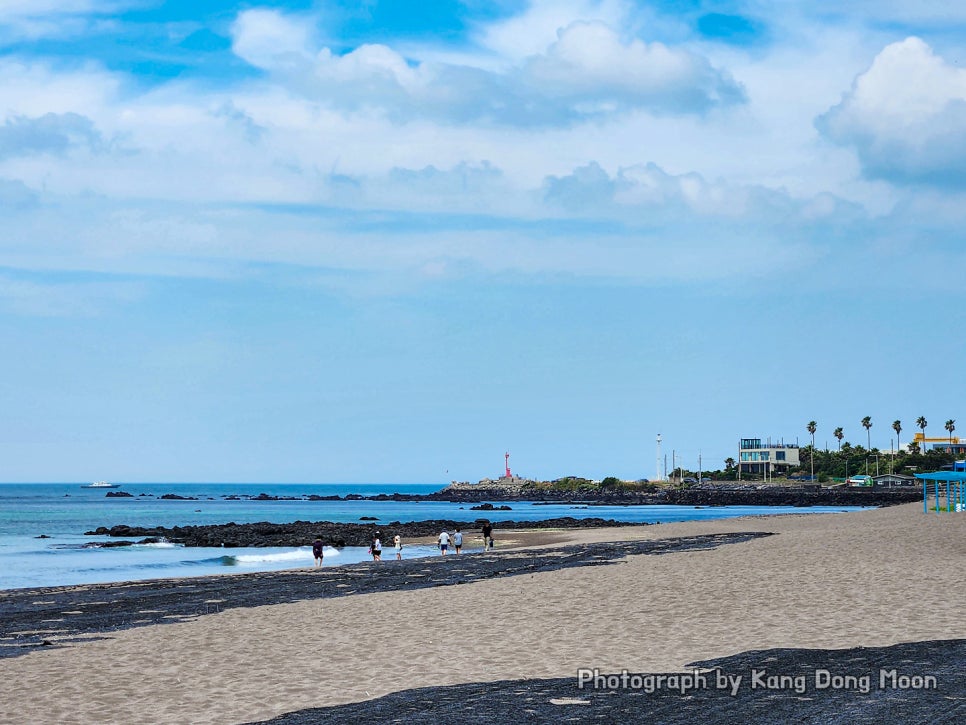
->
xmin=914 ymin=471 xmax=966 ymax=482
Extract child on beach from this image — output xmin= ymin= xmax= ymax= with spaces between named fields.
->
xmin=312 ymin=537 xmax=324 ymax=568
xmin=393 ymin=534 xmax=402 ymax=560
xmin=453 ymin=527 xmax=463 ymax=554
xmin=438 ymin=530 xmax=450 ymax=555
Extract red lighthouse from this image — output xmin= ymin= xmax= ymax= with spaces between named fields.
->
xmin=504 ymin=451 xmax=512 ymax=479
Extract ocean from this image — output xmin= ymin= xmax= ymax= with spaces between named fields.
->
xmin=0 ymin=482 xmax=867 ymax=591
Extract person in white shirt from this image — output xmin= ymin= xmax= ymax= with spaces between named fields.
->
xmin=438 ymin=530 xmax=450 ymax=555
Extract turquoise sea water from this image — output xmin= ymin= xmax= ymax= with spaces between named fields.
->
xmin=0 ymin=482 xmax=868 ymax=590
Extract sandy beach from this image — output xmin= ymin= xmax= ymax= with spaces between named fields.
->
xmin=1 ymin=502 xmax=963 ymax=724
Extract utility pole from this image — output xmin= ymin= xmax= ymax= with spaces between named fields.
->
xmin=656 ymin=434 xmax=663 ymax=483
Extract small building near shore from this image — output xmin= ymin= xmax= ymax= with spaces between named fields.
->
xmin=871 ymin=473 xmax=916 ymax=488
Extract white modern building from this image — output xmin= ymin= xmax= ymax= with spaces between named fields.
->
xmin=738 ymin=437 xmax=800 ymax=478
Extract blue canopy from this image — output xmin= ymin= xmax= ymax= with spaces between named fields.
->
xmin=914 ymin=471 xmax=966 ymax=482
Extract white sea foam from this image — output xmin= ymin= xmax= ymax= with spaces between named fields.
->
xmin=234 ymin=548 xmax=313 ymax=564
xmin=138 ymin=541 xmax=179 ymax=549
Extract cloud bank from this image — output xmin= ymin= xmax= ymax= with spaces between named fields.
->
xmin=818 ymin=37 xmax=966 ymax=186
xmin=231 ymin=9 xmax=745 ymax=125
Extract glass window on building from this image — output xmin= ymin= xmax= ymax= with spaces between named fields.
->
xmin=776 ymin=451 xmax=786 ymax=461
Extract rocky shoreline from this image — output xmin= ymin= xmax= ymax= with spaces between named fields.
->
xmin=102 ymin=485 xmax=920 ymax=508
xmin=82 ymin=486 xmax=921 ymax=548
xmin=432 ymin=485 xmax=921 ymax=506
xmin=84 ymin=516 xmax=642 ymax=548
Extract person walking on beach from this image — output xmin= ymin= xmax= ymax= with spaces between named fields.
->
xmin=370 ymin=532 xmax=382 ymax=562
xmin=393 ymin=534 xmax=402 ymax=560
xmin=481 ymin=521 xmax=493 ymax=551
xmin=438 ymin=530 xmax=450 ymax=555
xmin=453 ymin=527 xmax=463 ymax=554
xmin=312 ymin=537 xmax=324 ymax=568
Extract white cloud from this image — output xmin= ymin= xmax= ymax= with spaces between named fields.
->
xmin=227 ymin=9 xmax=743 ymax=125
xmin=476 ymin=0 xmax=632 ymax=62
xmin=0 ymin=59 xmax=120 ymax=118
xmin=0 ymin=0 xmax=133 ymax=41
xmin=231 ymin=8 xmax=315 ymax=71
xmin=0 ymin=112 xmax=102 ymax=159
xmin=817 ymin=37 xmax=966 ymax=185
xmin=524 ymin=22 xmax=744 ymax=113
xmin=542 ymin=160 xmax=862 ymax=223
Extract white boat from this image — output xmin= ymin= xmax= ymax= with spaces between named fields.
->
xmin=83 ymin=481 xmax=119 ymax=489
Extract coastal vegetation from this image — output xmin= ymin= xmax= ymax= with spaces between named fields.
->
xmin=788 ymin=445 xmax=957 ymax=482
xmin=525 ymin=446 xmax=958 ymax=489
xmin=528 ymin=477 xmax=658 ymax=492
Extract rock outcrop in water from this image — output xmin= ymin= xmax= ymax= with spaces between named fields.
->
xmin=84 ymin=517 xmax=641 ymax=548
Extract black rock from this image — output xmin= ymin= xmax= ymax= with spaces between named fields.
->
xmin=82 ymin=517 xmax=646 ymax=548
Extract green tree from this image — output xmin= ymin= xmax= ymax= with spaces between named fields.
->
xmin=916 ymin=416 xmax=927 ymax=452
xmin=724 ymin=457 xmax=736 ymax=470
xmin=834 ymin=427 xmax=844 ymax=450
xmin=806 ymin=421 xmax=817 ymax=480
xmin=891 ymin=420 xmax=901 ymax=473
xmin=600 ymin=476 xmax=621 ymax=488
xmin=861 ymin=416 xmax=873 ymax=474
xmin=945 ymin=419 xmax=956 ymax=450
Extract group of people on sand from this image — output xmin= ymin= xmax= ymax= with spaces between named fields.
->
xmin=438 ymin=521 xmax=494 ymax=555
xmin=311 ymin=521 xmax=495 ymax=567
xmin=366 ymin=532 xmax=403 ymax=562
xmin=309 ymin=533 xmax=402 ymax=566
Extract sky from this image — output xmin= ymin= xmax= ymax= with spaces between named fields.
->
xmin=1 ymin=1 xmax=964 ymax=483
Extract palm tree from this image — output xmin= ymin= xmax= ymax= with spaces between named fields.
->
xmin=724 ymin=457 xmax=736 ymax=471
xmin=834 ymin=427 xmax=844 ymax=450
xmin=806 ymin=421 xmax=817 ymax=481
xmin=891 ymin=420 xmax=901 ymax=474
xmin=916 ymin=416 xmax=927 ymax=452
xmin=861 ymin=416 xmax=872 ymax=474
xmin=945 ymin=419 xmax=956 ymax=451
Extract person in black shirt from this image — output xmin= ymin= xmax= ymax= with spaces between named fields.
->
xmin=481 ymin=522 xmax=493 ymax=551
xmin=312 ymin=537 xmax=324 ymax=568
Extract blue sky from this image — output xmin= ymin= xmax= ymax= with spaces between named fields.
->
xmin=1 ymin=1 xmax=964 ymax=483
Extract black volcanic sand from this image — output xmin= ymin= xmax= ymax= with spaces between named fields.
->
xmin=0 ymin=533 xmax=768 ymax=659
xmin=249 ymin=640 xmax=965 ymax=725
